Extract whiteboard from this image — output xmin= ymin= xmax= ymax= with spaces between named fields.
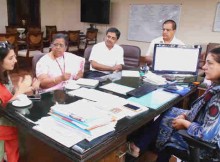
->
xmin=128 ymin=4 xmax=181 ymax=42
xmin=213 ymin=2 xmax=220 ymax=32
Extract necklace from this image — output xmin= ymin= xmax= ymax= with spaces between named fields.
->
xmin=55 ymin=55 xmax=65 ymax=74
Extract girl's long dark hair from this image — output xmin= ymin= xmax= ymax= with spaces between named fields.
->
xmin=0 ymin=42 xmax=13 ymax=84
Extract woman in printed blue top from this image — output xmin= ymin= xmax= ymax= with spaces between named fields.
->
xmin=128 ymin=47 xmax=220 ymax=161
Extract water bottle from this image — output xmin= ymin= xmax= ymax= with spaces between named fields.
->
xmin=139 ymin=65 xmax=149 ymax=77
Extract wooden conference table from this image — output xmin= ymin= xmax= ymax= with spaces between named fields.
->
xmin=0 ymin=77 xmax=197 ymax=162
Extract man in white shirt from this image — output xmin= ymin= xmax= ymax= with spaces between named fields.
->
xmin=87 ymin=27 xmax=124 ymax=78
xmin=145 ymin=20 xmax=184 ymax=66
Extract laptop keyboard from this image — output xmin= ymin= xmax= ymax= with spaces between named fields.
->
xmin=127 ymin=84 xmax=158 ymax=97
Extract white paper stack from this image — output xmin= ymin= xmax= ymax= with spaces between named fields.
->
xmin=75 ymin=78 xmax=99 ymax=88
xmin=68 ymin=88 xmax=149 ymax=119
xmin=50 ymin=99 xmax=116 ymax=137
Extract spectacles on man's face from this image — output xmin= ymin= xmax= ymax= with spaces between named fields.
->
xmin=52 ymin=43 xmax=66 ymax=48
xmin=162 ymin=28 xmax=173 ymax=32
xmin=106 ymin=35 xmax=117 ymax=41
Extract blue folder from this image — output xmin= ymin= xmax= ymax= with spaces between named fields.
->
xmin=163 ymin=86 xmax=191 ymax=96
xmin=127 ymin=89 xmax=179 ymax=110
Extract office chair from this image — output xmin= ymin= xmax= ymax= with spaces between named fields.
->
xmin=120 ymin=44 xmax=141 ymax=70
xmin=165 ymin=130 xmax=219 ymax=162
xmin=44 ymin=25 xmax=57 ymax=47
xmin=83 ymin=30 xmax=98 ymax=49
xmin=68 ymin=30 xmax=80 ymax=53
xmin=17 ymin=32 xmax=44 ymax=68
xmin=32 ymin=52 xmax=45 ymax=77
xmin=198 ymin=43 xmax=220 ymax=76
xmin=178 ymin=130 xmax=219 ymax=162
xmin=83 ymin=45 xmax=93 ymax=73
xmin=5 ymin=26 xmax=18 ymax=34
xmin=27 ymin=26 xmax=41 ymax=33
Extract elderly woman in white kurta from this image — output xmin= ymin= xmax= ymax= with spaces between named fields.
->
xmin=36 ymin=33 xmax=85 ymax=92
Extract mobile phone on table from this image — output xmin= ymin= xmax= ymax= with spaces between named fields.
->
xmin=28 ymin=95 xmax=41 ymax=100
xmin=123 ymin=104 xmax=142 ymax=112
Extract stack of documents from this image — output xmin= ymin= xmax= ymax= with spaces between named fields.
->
xmin=75 ymin=78 xmax=99 ymax=88
xmin=99 ymin=82 xmax=134 ymax=95
xmin=33 ymin=116 xmax=85 ymax=147
xmin=143 ymin=71 xmax=167 ymax=85
xmin=122 ymin=70 xmax=140 ymax=77
xmin=50 ymin=99 xmax=116 ymax=137
xmin=68 ymin=88 xmax=149 ymax=119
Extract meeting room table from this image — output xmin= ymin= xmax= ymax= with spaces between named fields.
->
xmin=0 ymin=76 xmax=198 ymax=162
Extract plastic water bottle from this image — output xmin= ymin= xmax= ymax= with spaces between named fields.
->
xmin=139 ymin=65 xmax=149 ymax=77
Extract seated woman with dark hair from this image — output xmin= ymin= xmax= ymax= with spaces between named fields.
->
xmin=128 ymin=47 xmax=220 ymax=162
xmin=36 ymin=33 xmax=85 ymax=92
xmin=0 ymin=42 xmax=39 ymax=162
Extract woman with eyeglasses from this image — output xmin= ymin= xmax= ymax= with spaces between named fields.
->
xmin=36 ymin=33 xmax=85 ymax=92
xmin=0 ymin=42 xmax=39 ymax=162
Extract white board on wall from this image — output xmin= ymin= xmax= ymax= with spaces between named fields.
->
xmin=128 ymin=4 xmax=181 ymax=42
xmin=213 ymin=2 xmax=220 ymax=32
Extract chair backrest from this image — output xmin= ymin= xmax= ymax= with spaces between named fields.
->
xmin=120 ymin=44 xmax=141 ymax=70
xmin=175 ymin=130 xmax=220 ymax=162
xmin=50 ymin=31 xmax=68 ymax=41
xmin=28 ymin=26 xmax=41 ymax=33
xmin=5 ymin=26 xmax=18 ymax=34
xmin=0 ymin=33 xmax=18 ymax=54
xmin=45 ymin=25 xmax=57 ymax=42
xmin=26 ymin=31 xmax=44 ymax=53
xmin=68 ymin=30 xmax=80 ymax=51
xmin=85 ymin=30 xmax=98 ymax=49
xmin=198 ymin=43 xmax=220 ymax=74
xmin=86 ymin=30 xmax=98 ymax=41
xmin=68 ymin=30 xmax=80 ymax=44
xmin=206 ymin=43 xmax=220 ymax=54
xmin=32 ymin=52 xmax=45 ymax=77
xmin=68 ymin=30 xmax=80 ymax=52
xmin=68 ymin=30 xmax=80 ymax=42
xmin=83 ymin=46 xmax=93 ymax=72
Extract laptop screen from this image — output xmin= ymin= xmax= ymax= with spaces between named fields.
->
xmin=152 ymin=44 xmax=202 ymax=75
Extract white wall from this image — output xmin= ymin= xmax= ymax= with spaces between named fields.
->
xmin=108 ymin=0 xmax=220 ymax=55
xmin=40 ymin=0 xmax=84 ymax=37
xmin=1 ymin=0 xmax=220 ymax=56
xmin=0 ymin=0 xmax=8 ymax=32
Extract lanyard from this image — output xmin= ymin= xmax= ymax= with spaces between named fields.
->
xmin=55 ymin=56 xmax=65 ymax=75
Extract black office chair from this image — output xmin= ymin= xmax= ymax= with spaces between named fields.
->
xmin=164 ymin=130 xmax=220 ymax=162
xmin=32 ymin=52 xmax=45 ymax=77
xmin=177 ymin=130 xmax=219 ymax=162
xmin=120 ymin=44 xmax=141 ymax=70
xmin=83 ymin=45 xmax=93 ymax=73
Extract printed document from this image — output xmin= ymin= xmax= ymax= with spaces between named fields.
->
xmin=33 ymin=116 xmax=85 ymax=147
xmin=100 ymin=82 xmax=134 ymax=95
xmin=122 ymin=70 xmax=140 ymax=77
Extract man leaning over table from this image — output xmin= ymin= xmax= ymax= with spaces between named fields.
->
xmin=145 ymin=19 xmax=184 ymax=66
xmin=87 ymin=27 xmax=124 ymax=78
